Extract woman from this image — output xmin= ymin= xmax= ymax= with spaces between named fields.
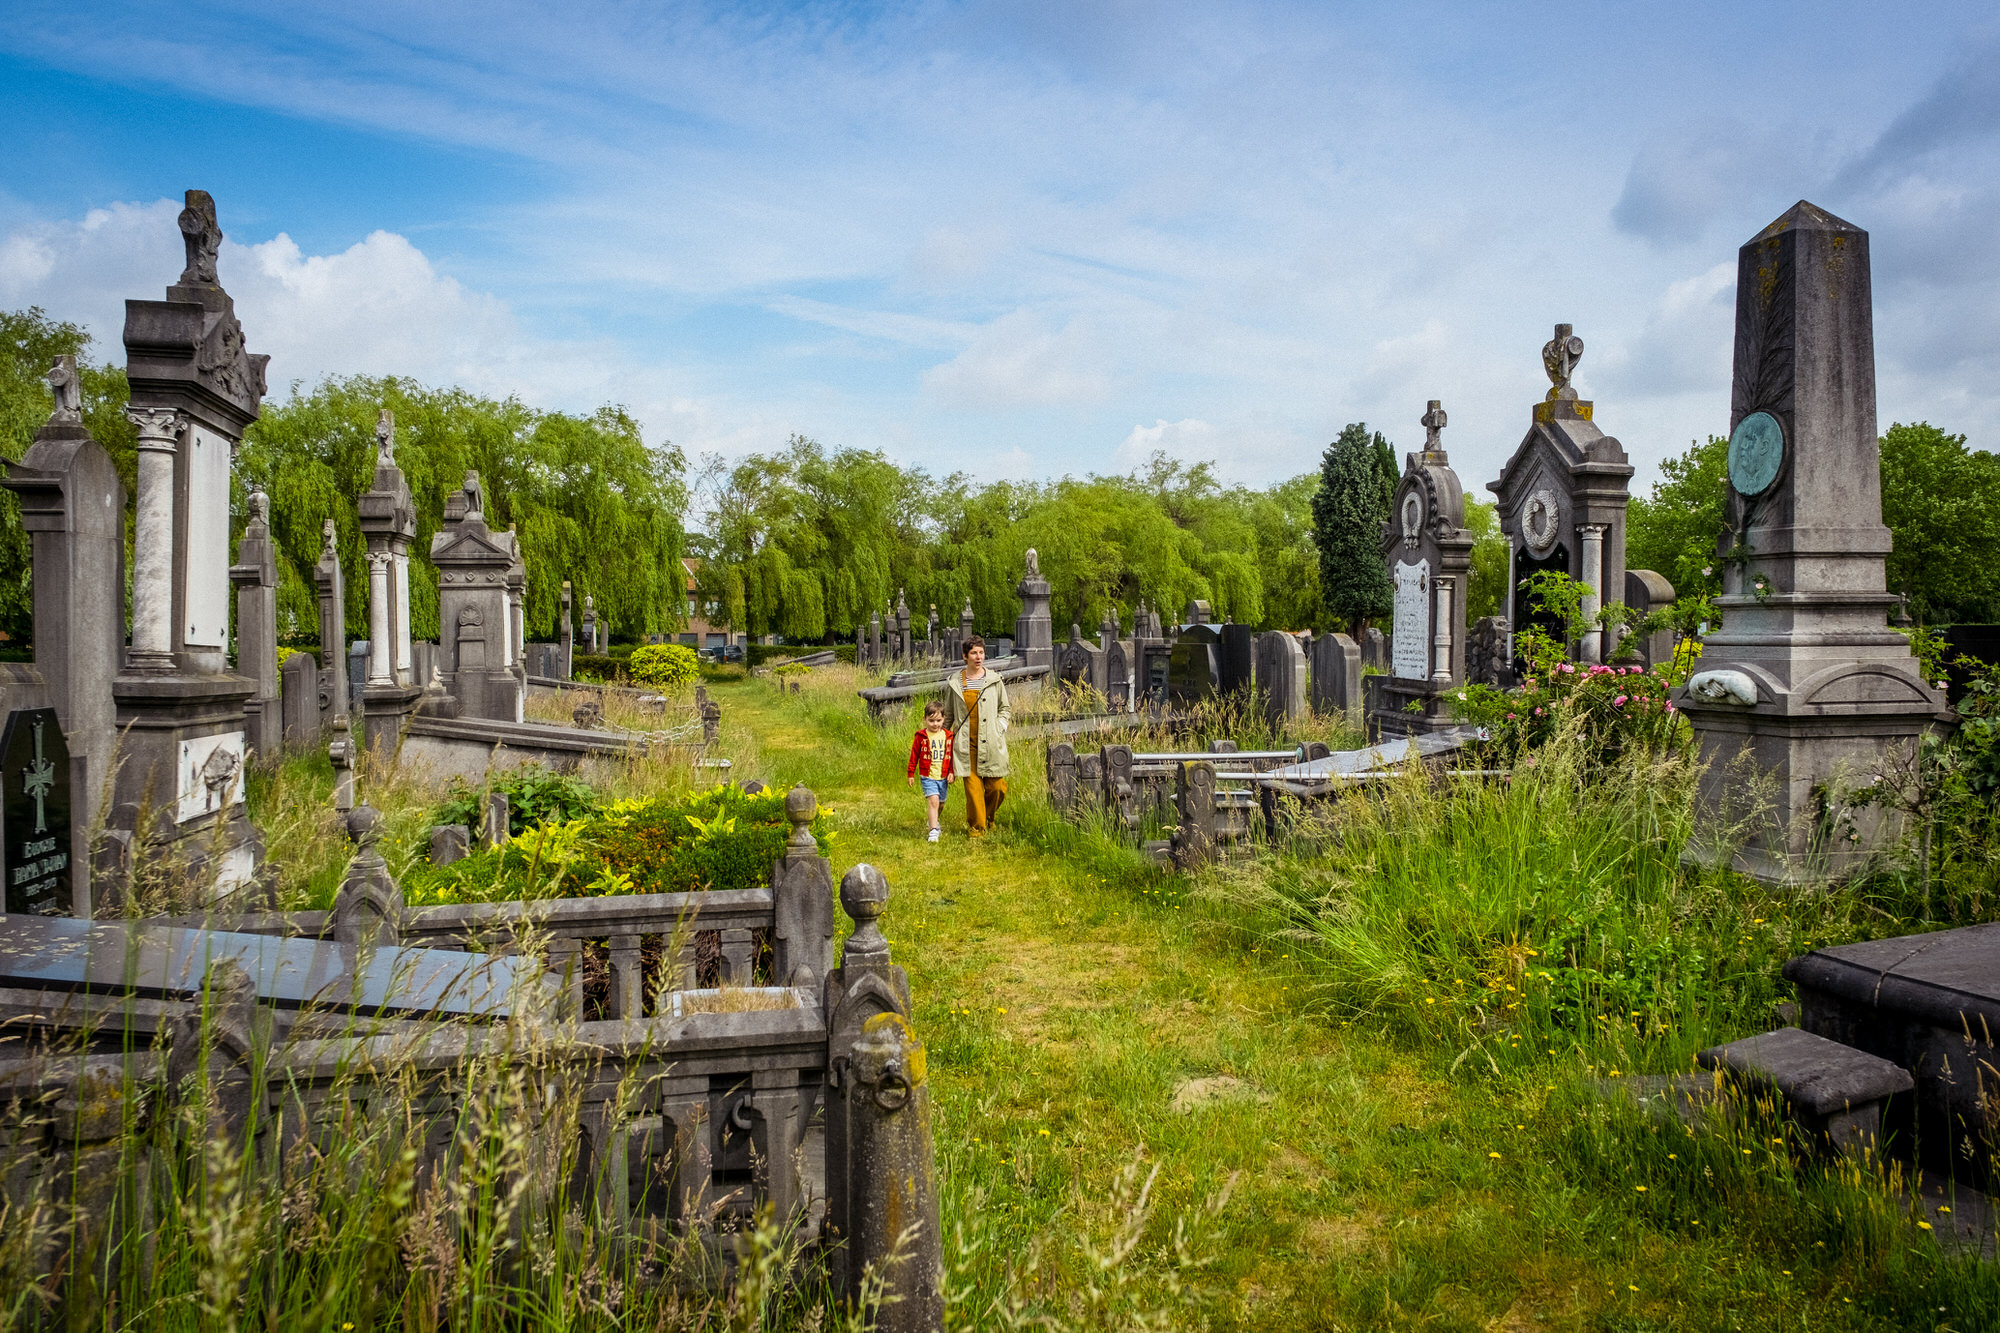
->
xmin=944 ymin=635 xmax=1011 ymax=835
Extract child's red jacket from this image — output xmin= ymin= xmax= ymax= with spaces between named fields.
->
xmin=907 ymin=727 xmax=955 ymax=782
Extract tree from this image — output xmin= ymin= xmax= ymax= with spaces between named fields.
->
xmin=1627 ymin=435 xmax=1729 ymax=600
xmin=0 ymin=309 xmax=136 ymax=645
xmin=239 ymin=376 xmax=687 ymax=643
xmin=1311 ymin=423 xmax=1395 ymax=637
xmin=1464 ymin=497 xmax=1509 ymax=621
xmin=1880 ymin=422 xmax=2000 ymax=625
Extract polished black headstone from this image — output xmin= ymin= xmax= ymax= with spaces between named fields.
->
xmin=2 ymin=708 xmax=72 ymax=916
xmin=0 ymin=915 xmax=538 ymax=1019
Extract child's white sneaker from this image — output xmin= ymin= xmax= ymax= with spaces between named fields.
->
xmin=926 ymin=827 xmax=940 ymax=842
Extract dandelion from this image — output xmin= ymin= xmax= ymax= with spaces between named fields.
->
xmin=1918 ymin=1220 xmax=1934 ymax=1231
xmin=1938 ymin=1206 xmax=1952 ymax=1214
xmin=1635 ymin=1186 xmax=1647 ymax=1193
xmin=1628 ymin=1285 xmax=1639 ymax=1292
xmin=1488 ymin=1152 xmax=1501 ymax=1159
xmin=1038 ymin=1128 xmax=1050 ymax=1136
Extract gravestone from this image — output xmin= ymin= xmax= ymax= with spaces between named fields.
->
xmin=2 ymin=708 xmax=72 ymax=916
xmin=1219 ymin=624 xmax=1254 ymax=696
xmin=1467 ymin=616 xmax=1511 ymax=687
xmin=1371 ymin=400 xmax=1473 ymax=736
xmin=1166 ymin=623 xmax=1222 ymax=703
xmin=1308 ymin=632 xmax=1362 ymax=717
xmin=1359 ymin=627 xmax=1388 ymax=672
xmin=1047 ymin=743 xmax=1079 ymax=818
xmin=1678 ymin=202 xmax=1945 ymax=883
xmin=1105 ymin=641 xmax=1131 ymax=710
xmin=359 ymin=409 xmax=423 ymax=753
xmin=895 ymin=590 xmax=912 ymax=665
xmin=228 ymin=489 xmax=281 ymax=757
xmin=1622 ymin=569 xmax=1677 ymax=669
xmin=1015 ymin=551 xmax=1054 ymax=669
xmin=559 ymin=581 xmax=575 ymax=678
xmin=0 ymin=355 xmax=126 ymax=857
xmin=313 ymin=519 xmax=349 ymax=728
xmin=1057 ymin=626 xmax=1097 ymax=693
xmin=112 ymin=189 xmax=269 ymax=896
xmin=432 ymin=473 xmax=526 ymax=724
xmin=279 ymin=652 xmax=318 ymax=746
xmin=582 ymin=594 xmax=599 ymax=654
xmin=1487 ymin=325 xmax=1640 ymax=664
xmin=1255 ymin=632 xmax=1307 ymax=727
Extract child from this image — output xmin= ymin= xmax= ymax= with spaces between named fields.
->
xmin=905 ymin=699 xmax=954 ymax=841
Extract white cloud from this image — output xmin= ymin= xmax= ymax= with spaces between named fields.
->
xmin=921 ymin=309 xmax=1113 ymax=411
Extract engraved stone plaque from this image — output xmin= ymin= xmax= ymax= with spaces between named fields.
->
xmin=183 ymin=424 xmax=233 ymax=647
xmin=1392 ymin=559 xmax=1430 ymax=681
xmin=176 ymin=730 xmax=246 ymax=824
xmin=2 ymin=709 xmax=72 ymax=916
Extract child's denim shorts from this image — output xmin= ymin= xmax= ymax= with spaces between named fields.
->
xmin=920 ymin=777 xmax=949 ymax=799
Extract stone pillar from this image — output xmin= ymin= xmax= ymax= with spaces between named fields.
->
xmin=1577 ymin=525 xmax=1606 ymax=663
xmin=581 ymin=594 xmax=598 ymax=654
xmin=1 ymin=369 xmax=127 ymax=868
xmin=366 ymin=553 xmax=393 ymax=687
xmin=825 ymin=865 xmax=942 ymax=1328
xmin=770 ymin=786 xmax=834 ymax=989
xmin=959 ymin=597 xmax=975 ymax=642
xmin=123 ymin=406 xmax=181 ymax=670
xmin=560 ymin=580 xmax=575 ymax=678
xmin=1047 ymin=743 xmax=1079 ymax=818
xmin=228 ymin=489 xmax=280 ymax=757
xmin=1431 ymin=577 xmax=1455 ymax=688
xmin=313 ymin=520 xmax=348 ymax=727
xmin=1679 ymin=202 xmax=1945 ymax=882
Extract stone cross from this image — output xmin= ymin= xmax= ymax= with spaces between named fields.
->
xmin=177 ymin=189 xmax=222 ymax=286
xmin=22 ymin=717 xmax=54 ymax=834
xmin=1542 ymin=323 xmax=1584 ymax=401
xmin=45 ymin=356 xmax=82 ymax=426
xmin=1421 ymin=399 xmax=1447 ymax=452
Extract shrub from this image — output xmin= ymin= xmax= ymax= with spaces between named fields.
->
xmin=627 ymin=643 xmax=699 ymax=687
xmin=435 ymin=765 xmax=601 ymax=837
xmin=405 ymin=783 xmax=831 ymax=904
xmin=571 ymin=651 xmax=623 ymax=682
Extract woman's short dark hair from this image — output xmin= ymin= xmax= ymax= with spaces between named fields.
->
xmin=962 ymin=634 xmax=986 ymax=658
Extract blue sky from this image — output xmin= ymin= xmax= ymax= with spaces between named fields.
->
xmin=5 ymin=1 xmax=1999 ymax=504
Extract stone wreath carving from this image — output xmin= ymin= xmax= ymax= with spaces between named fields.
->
xmin=1522 ymin=487 xmax=1561 ymax=558
xmin=1401 ymin=491 xmax=1424 ymax=549
xmin=458 ymin=605 xmax=485 ymax=628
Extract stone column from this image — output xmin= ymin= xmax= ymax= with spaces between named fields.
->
xmin=229 ymin=489 xmax=280 ymax=756
xmin=1578 ymin=524 xmax=1606 ymax=663
xmin=1504 ymin=542 xmax=1517 ymax=665
xmin=123 ymin=406 xmax=182 ymax=670
xmin=1431 ymin=577 xmax=1455 ymax=688
xmin=366 ymin=552 xmax=394 ymax=686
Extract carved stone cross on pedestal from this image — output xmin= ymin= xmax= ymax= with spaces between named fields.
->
xmin=1421 ymin=399 xmax=1448 ymax=452
xmin=1542 ymin=323 xmax=1585 ymax=401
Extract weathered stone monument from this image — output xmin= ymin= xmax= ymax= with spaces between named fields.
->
xmin=431 ymin=473 xmax=525 ymax=724
xmin=359 ymin=409 xmax=423 ymax=754
xmin=1308 ymin=631 xmax=1362 ymax=718
xmin=1014 ymin=550 xmax=1054 ymax=670
xmin=112 ymin=189 xmax=269 ymax=895
xmin=229 ymin=489 xmax=281 ymax=757
xmin=1487 ymin=325 xmax=1647 ymax=664
xmin=581 ymin=593 xmax=599 ymax=653
xmin=1370 ymin=401 xmax=1472 ymax=735
xmin=1 ymin=355 xmax=125 ymax=867
xmin=1254 ymin=631 xmax=1307 ymax=727
xmin=312 ymin=519 xmax=349 ymax=730
xmin=1679 ymin=202 xmax=1946 ymax=882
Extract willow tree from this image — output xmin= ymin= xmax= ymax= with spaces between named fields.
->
xmin=238 ymin=376 xmax=686 ymax=643
xmin=1311 ymin=422 xmax=1395 ymax=638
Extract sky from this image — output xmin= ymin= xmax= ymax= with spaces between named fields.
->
xmin=4 ymin=1 xmax=1999 ymax=504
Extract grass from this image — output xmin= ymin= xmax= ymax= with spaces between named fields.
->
xmin=719 ymin=665 xmax=1998 ymax=1329
xmin=16 ymin=663 xmax=1994 ymax=1329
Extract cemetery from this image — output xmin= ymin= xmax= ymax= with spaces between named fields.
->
xmin=2 ymin=175 xmax=1997 ymax=1330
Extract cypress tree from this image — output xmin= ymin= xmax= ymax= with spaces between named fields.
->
xmin=1311 ymin=422 xmax=1397 ymax=638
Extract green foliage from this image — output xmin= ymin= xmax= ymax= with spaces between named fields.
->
xmin=237 ymin=374 xmax=688 ymax=643
xmin=1463 ymin=497 xmax=1509 ymax=620
xmin=627 ymin=642 xmax=699 ymax=686
xmin=435 ymin=765 xmax=601 ymax=836
xmin=406 ymin=783 xmax=830 ymax=904
xmin=1879 ymin=421 xmax=2000 ymax=624
xmin=1310 ymin=423 xmax=1395 ymax=636
xmin=1627 ymin=434 xmax=1728 ymax=598
xmin=0 ymin=308 xmax=136 ymax=642
xmin=570 ymin=651 xmax=623 ymax=682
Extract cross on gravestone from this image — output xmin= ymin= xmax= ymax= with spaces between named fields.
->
xmin=1421 ymin=399 xmax=1447 ymax=450
xmin=2 ymin=708 xmax=73 ymax=916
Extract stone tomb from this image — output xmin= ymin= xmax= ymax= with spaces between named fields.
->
xmin=1370 ymin=401 xmax=1473 ymax=736
xmin=112 ymin=189 xmax=270 ymax=897
xmin=431 ymin=473 xmax=527 ymax=725
xmin=1677 ymin=202 xmax=1946 ymax=883
xmin=1487 ymin=324 xmax=1656 ymax=665
xmin=2 ymin=709 xmax=73 ymax=917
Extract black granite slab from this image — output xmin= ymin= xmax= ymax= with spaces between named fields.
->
xmin=0 ymin=914 xmax=535 ymax=1018
xmin=1697 ymin=1026 xmax=1913 ymax=1116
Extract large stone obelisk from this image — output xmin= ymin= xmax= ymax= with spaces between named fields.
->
xmin=1678 ymin=201 xmax=1946 ymax=883
xmin=113 ymin=190 xmax=270 ymax=899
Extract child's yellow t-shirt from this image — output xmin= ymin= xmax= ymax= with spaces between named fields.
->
xmin=922 ymin=726 xmax=951 ymax=780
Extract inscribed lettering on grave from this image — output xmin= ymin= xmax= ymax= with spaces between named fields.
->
xmin=1392 ymin=559 xmax=1431 ymax=681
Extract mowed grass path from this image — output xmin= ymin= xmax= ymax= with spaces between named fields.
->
xmin=712 ymin=671 xmax=1938 ymax=1332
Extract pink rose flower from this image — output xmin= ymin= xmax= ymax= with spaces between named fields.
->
xmin=1614 ymin=695 xmax=1627 ymax=706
